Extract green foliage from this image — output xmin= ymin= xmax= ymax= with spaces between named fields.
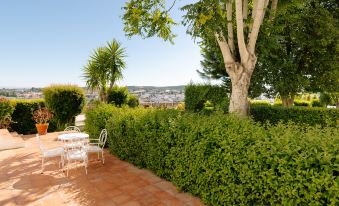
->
xmin=43 ymin=85 xmax=85 ymax=130
xmin=250 ymin=100 xmax=271 ymax=106
xmin=84 ymin=104 xmax=120 ymax=142
xmin=320 ymin=92 xmax=339 ymax=106
xmin=250 ymin=105 xmax=339 ymax=127
xmin=9 ymin=100 xmax=57 ymax=134
xmin=83 ymin=39 xmax=126 ymax=102
xmin=257 ymin=0 xmax=338 ymax=97
xmin=311 ymin=99 xmax=322 ymax=107
xmin=123 ymin=0 xmax=177 ymax=43
xmin=293 ymin=100 xmax=311 ymax=107
xmin=107 ymin=86 xmax=129 ymax=107
xmin=0 ymin=97 xmax=15 ymax=129
xmin=127 ymin=94 xmax=140 ymax=108
xmin=101 ymin=108 xmax=338 ymax=205
xmin=184 ymin=83 xmax=229 ymax=112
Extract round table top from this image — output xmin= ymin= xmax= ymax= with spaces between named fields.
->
xmin=57 ymin=132 xmax=89 ymax=141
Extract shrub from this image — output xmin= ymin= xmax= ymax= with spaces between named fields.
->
xmin=294 ymin=99 xmax=311 ymax=107
xmin=320 ymin=92 xmax=339 ymax=107
xmin=84 ymin=103 xmax=119 ymax=141
xmin=185 ymin=83 xmax=229 ymax=112
xmin=0 ymin=97 xmax=15 ymax=129
xmin=10 ymin=100 xmax=57 ymax=134
xmin=107 ymin=86 xmax=129 ymax=107
xmin=273 ymin=98 xmax=283 ymax=106
xmin=43 ymin=85 xmax=85 ymax=130
xmin=127 ymin=94 xmax=139 ymax=108
xmin=311 ymin=99 xmax=322 ymax=107
xmin=103 ymin=108 xmax=338 ymax=205
xmin=250 ymin=105 xmax=339 ymax=127
xmin=250 ymin=100 xmax=271 ymax=106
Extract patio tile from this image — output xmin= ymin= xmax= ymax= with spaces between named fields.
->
xmin=0 ymin=132 xmax=205 ymax=206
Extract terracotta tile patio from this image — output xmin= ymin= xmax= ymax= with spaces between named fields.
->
xmin=0 ymin=132 xmax=205 ymax=206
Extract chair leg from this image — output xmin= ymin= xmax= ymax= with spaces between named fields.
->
xmin=102 ymin=150 xmax=104 ymax=164
xmin=67 ymin=159 xmax=70 ymax=177
xmin=97 ymin=152 xmax=99 ymax=160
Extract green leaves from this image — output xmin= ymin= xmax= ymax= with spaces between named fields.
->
xmin=43 ymin=85 xmax=85 ymax=130
xmin=123 ymin=0 xmax=177 ymax=43
xmin=83 ymin=39 xmax=127 ymax=101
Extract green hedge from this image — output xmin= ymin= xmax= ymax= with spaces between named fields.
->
xmin=10 ymin=100 xmax=57 ymax=134
xmin=43 ymin=85 xmax=85 ymax=130
xmin=94 ymin=108 xmax=339 ymax=205
xmin=185 ymin=84 xmax=229 ymax=112
xmin=294 ymin=100 xmax=311 ymax=107
xmin=0 ymin=97 xmax=15 ymax=129
xmin=84 ymin=104 xmax=120 ymax=140
xmin=250 ymin=105 xmax=339 ymax=127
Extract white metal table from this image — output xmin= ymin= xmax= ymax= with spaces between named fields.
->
xmin=57 ymin=133 xmax=89 ymax=141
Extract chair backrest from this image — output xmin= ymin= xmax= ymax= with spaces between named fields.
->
xmin=64 ymin=126 xmax=81 ymax=133
xmin=36 ymin=134 xmax=45 ymax=153
xmin=99 ymin=129 xmax=107 ymax=148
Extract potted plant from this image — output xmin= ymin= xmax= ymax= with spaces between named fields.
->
xmin=33 ymin=107 xmax=53 ymax=135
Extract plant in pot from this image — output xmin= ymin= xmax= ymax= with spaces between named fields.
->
xmin=33 ymin=107 xmax=53 ymax=135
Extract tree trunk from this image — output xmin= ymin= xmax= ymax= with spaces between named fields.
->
xmin=281 ymin=96 xmax=294 ymax=107
xmin=229 ymin=67 xmax=251 ymax=117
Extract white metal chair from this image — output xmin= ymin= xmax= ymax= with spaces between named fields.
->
xmin=63 ymin=126 xmax=82 ymax=150
xmin=84 ymin=129 xmax=107 ymax=164
xmin=64 ymin=138 xmax=88 ymax=176
xmin=64 ymin=126 xmax=81 ymax=133
xmin=36 ymin=134 xmax=64 ymax=174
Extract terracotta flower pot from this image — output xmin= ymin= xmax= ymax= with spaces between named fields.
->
xmin=36 ymin=123 xmax=49 ymax=135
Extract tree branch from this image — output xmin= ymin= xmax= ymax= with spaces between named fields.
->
xmin=252 ymin=0 xmax=258 ymax=19
xmin=166 ymin=0 xmax=177 ymax=12
xmin=235 ymin=0 xmax=249 ymax=62
xmin=243 ymin=0 xmax=248 ymax=20
xmin=215 ymin=33 xmax=235 ymax=73
xmin=269 ymin=0 xmax=278 ymax=20
xmin=248 ymin=0 xmax=267 ymax=54
xmin=226 ymin=0 xmax=235 ymax=54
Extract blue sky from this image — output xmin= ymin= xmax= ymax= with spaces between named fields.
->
xmin=0 ymin=0 xmax=203 ymax=88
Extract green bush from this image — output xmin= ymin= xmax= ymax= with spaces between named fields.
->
xmin=320 ymin=92 xmax=339 ymax=106
xmin=43 ymin=85 xmax=85 ymax=130
xmin=10 ymin=100 xmax=57 ymax=134
xmin=250 ymin=105 xmax=339 ymax=127
xmin=185 ymin=83 xmax=229 ymax=112
xmin=294 ymin=99 xmax=311 ymax=107
xmin=311 ymin=99 xmax=322 ymax=107
xmin=107 ymin=86 xmax=129 ymax=107
xmin=250 ymin=100 xmax=271 ymax=106
xmin=101 ymin=108 xmax=338 ymax=205
xmin=0 ymin=97 xmax=15 ymax=129
xmin=127 ymin=94 xmax=139 ymax=108
xmin=84 ymin=103 xmax=120 ymax=141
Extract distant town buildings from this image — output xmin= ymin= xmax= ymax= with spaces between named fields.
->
xmin=0 ymin=86 xmax=185 ymax=105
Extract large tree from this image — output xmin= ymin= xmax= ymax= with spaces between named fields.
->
xmin=83 ymin=39 xmax=127 ymax=102
xmin=197 ymin=0 xmax=338 ymax=106
xmin=123 ymin=0 xmax=279 ymax=116
xmin=256 ymin=0 xmax=338 ymax=106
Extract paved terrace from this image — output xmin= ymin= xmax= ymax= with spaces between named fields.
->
xmin=0 ymin=132 xmax=205 ymax=206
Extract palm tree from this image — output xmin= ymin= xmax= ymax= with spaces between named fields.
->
xmin=83 ymin=40 xmax=127 ymax=102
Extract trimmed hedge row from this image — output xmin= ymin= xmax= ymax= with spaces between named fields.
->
xmin=250 ymin=105 xmax=339 ymax=127
xmin=10 ymin=100 xmax=57 ymax=134
xmin=86 ymin=105 xmax=339 ymax=205
xmin=185 ymin=84 xmax=229 ymax=112
xmin=84 ymin=103 xmax=120 ymax=140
